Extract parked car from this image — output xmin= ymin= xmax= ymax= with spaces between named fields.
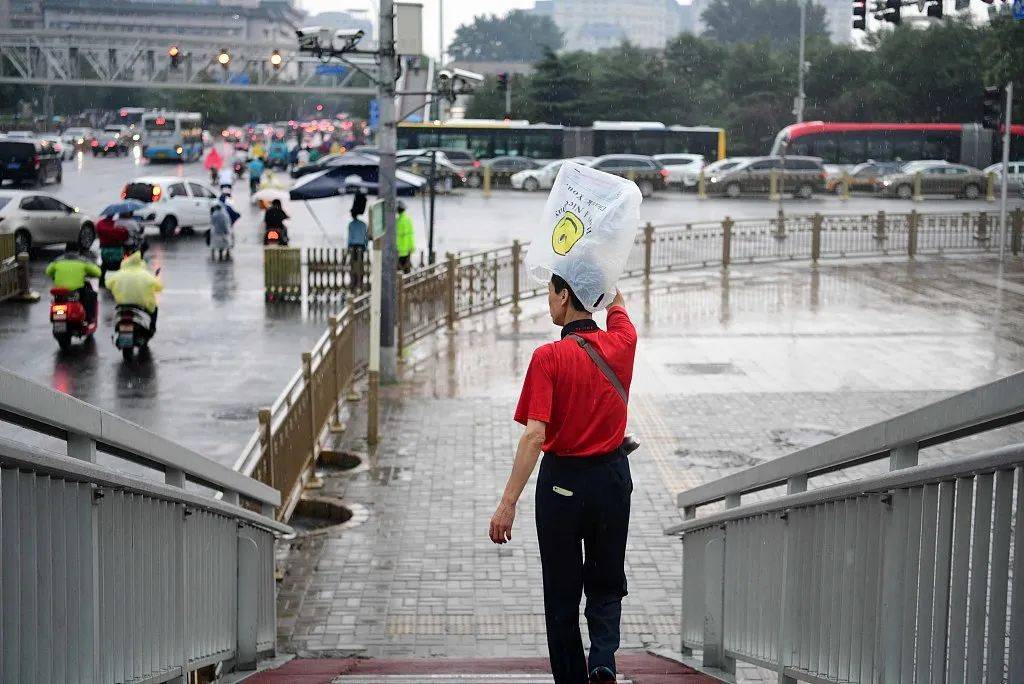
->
xmin=876 ymin=160 xmax=987 ymax=200
xmin=586 ymin=154 xmax=669 ymax=198
xmin=510 ymin=157 xmax=594 ymax=192
xmin=653 ymin=153 xmax=704 ymax=188
xmin=61 ymin=127 xmax=94 ymax=152
xmin=681 ymin=157 xmax=748 ymax=188
xmin=4 ymin=131 xmax=34 ymax=139
xmin=438 ymin=149 xmax=478 ymax=171
xmin=0 ymin=190 xmax=95 ymax=254
xmin=982 ymin=161 xmax=1024 ymax=197
xmin=90 ymin=130 xmax=127 ymax=157
xmin=290 ymin=153 xmax=345 ymax=179
xmin=826 ymin=161 xmax=904 ymax=194
xmin=705 ymin=156 xmax=826 ymax=198
xmin=121 ymin=176 xmax=221 ymax=238
xmin=396 ymin=150 xmax=467 ymax=188
xmin=466 ymin=156 xmax=541 ymax=188
xmin=0 ymin=137 xmax=63 ymax=186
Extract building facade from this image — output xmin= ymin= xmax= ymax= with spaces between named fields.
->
xmin=532 ymin=0 xmax=688 ymax=51
xmin=5 ymin=0 xmax=304 ymax=42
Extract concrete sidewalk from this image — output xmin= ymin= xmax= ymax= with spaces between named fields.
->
xmin=275 ymin=256 xmax=1024 ymax=676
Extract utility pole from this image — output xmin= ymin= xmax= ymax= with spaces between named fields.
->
xmin=505 ymin=76 xmax=512 ymax=119
xmin=795 ymin=0 xmax=806 ymax=123
xmin=378 ymin=0 xmax=399 ymax=381
xmin=438 ymin=0 xmax=444 ymax=63
xmin=999 ymin=81 xmax=1013 ymax=261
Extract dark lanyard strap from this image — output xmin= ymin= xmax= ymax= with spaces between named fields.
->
xmin=568 ymin=334 xmax=628 ymax=406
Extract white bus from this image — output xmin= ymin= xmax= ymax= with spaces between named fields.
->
xmin=141 ymin=111 xmax=203 ymax=162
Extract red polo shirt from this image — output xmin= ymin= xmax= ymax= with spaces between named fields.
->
xmin=514 ymin=305 xmax=637 ymax=456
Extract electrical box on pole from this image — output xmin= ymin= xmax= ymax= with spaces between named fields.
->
xmin=852 ymin=0 xmax=868 ymax=29
xmin=395 ymin=2 xmax=423 ymax=55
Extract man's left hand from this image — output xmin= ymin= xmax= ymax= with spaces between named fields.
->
xmin=489 ymin=501 xmax=516 ymax=544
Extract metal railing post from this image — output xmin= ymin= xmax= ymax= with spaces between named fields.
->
xmin=643 ymin=222 xmax=654 ymax=284
xmin=907 ymin=210 xmax=918 ymax=260
xmin=15 ymin=252 xmax=38 ymax=301
xmin=913 ymin=172 xmax=923 ymax=202
xmin=874 ymin=210 xmax=887 ymax=244
xmin=483 ymin=165 xmax=491 ymax=198
xmin=878 ymin=491 xmax=907 ymax=680
xmin=67 ymin=431 xmax=97 ymax=462
xmin=776 ymin=509 xmax=798 ymax=684
xmin=445 ymin=252 xmax=456 ymax=330
xmin=703 ymin=528 xmax=735 ymax=674
xmin=810 ymin=213 xmax=822 ymax=263
xmin=769 ymin=169 xmax=780 ymax=200
xmin=890 ymin=443 xmax=919 ymax=470
xmin=698 ymin=169 xmax=707 ymax=199
xmin=510 ymin=240 xmax=522 ymax=315
xmin=166 ymin=467 xmax=188 ymax=683
xmin=977 ymin=211 xmax=989 ymax=244
xmin=721 ymin=217 xmax=733 ymax=270
xmin=1013 ymin=208 xmax=1023 ymax=257
xmin=986 ymin=172 xmax=996 ymax=202
xmin=302 ymin=352 xmax=316 ymax=463
xmin=396 ymin=272 xmax=405 ymax=360
xmin=774 ymin=209 xmax=786 ymax=240
xmin=258 ymin=408 xmax=275 ymax=490
xmin=329 ymin=315 xmax=343 ymax=430
xmin=236 ymin=532 xmax=259 ymax=670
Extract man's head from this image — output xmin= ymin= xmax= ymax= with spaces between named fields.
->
xmin=271 ymin=199 xmax=282 ymax=208
xmin=548 ymin=274 xmax=587 ymax=326
xmin=396 ymin=200 xmax=406 ymax=214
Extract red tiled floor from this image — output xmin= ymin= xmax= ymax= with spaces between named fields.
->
xmin=245 ymin=651 xmax=715 ymax=683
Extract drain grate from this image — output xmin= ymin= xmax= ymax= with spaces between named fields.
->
xmin=665 ymin=362 xmax=743 ymax=375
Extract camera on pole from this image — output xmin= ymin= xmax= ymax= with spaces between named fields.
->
xmin=852 ymin=0 xmax=868 ymax=29
xmin=435 ymin=68 xmax=485 ymax=103
xmin=982 ymin=85 xmax=1003 ymax=130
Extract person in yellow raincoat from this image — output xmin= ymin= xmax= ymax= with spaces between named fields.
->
xmin=396 ymin=200 xmax=415 ymax=273
xmin=105 ymin=251 xmax=164 ymax=333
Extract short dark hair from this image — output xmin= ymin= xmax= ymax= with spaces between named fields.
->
xmin=551 ymin=274 xmax=585 ymax=312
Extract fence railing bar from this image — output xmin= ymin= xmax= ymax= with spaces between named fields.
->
xmin=666 ymin=443 xmax=1024 ymax=536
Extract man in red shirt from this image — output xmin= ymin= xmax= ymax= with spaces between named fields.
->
xmin=489 ymin=274 xmax=637 ymax=684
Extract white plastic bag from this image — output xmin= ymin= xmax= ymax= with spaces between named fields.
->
xmin=525 ymin=162 xmax=642 ymax=312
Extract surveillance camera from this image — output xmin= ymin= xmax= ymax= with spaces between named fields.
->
xmin=451 ymin=68 xmax=484 ymax=84
xmin=296 ymin=25 xmax=332 ymax=53
xmin=332 ymin=28 xmax=365 ymax=51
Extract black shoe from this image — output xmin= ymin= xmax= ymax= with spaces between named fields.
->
xmin=589 ymin=666 xmax=616 ymax=683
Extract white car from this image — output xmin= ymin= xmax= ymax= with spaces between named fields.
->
xmin=510 ymin=157 xmax=594 ymax=192
xmin=653 ymin=153 xmax=704 ymax=187
xmin=983 ymin=161 xmax=1024 ymax=196
xmin=0 ymin=190 xmax=96 ymax=254
xmin=683 ymin=157 xmax=750 ymax=187
xmin=121 ymin=176 xmax=222 ymax=238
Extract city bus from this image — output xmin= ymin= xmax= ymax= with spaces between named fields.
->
xmin=771 ymin=122 xmax=1024 ymax=168
xmin=397 ymin=120 xmax=726 ymax=161
xmin=117 ymin=107 xmax=148 ymax=129
xmin=141 ymin=111 xmax=203 ymax=162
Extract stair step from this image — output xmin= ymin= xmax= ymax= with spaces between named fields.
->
xmin=333 ymin=676 xmax=632 ymax=683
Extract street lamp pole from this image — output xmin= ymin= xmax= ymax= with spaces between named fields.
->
xmin=795 ymin=0 xmax=806 ymax=124
xmin=378 ymin=0 xmax=399 ymax=381
xmin=999 ymin=81 xmax=1013 ymax=261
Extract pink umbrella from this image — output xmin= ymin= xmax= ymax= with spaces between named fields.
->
xmin=204 ymin=147 xmax=223 ymax=171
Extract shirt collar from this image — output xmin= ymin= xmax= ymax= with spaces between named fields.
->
xmin=560 ymin=318 xmax=599 ymax=339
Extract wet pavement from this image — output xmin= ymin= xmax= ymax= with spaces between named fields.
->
xmin=5 ymin=151 xmax=1017 ymax=471
xmin=275 ymin=255 xmax=1024 ymax=671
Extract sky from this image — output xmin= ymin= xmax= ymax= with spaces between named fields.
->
xmin=299 ymin=0 xmax=538 ymax=60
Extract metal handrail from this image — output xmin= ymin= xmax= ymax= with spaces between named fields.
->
xmin=670 ymin=371 xmax=1024 ymax=523
xmin=0 ymin=367 xmax=280 ymax=511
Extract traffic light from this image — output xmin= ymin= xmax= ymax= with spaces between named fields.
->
xmin=270 ymin=49 xmax=283 ymax=70
xmin=982 ymin=85 xmax=1003 ymax=130
xmin=217 ymin=49 xmax=231 ymax=69
xmin=925 ymin=0 xmax=942 ymax=17
xmin=315 ymin=103 xmax=324 ymax=112
xmin=497 ymin=72 xmax=509 ymax=92
xmin=168 ymin=45 xmax=180 ymax=68
xmin=880 ymin=0 xmax=901 ymax=24
xmin=852 ymin=0 xmax=867 ymax=29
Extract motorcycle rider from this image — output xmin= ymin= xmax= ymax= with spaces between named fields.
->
xmin=105 ymin=251 xmax=163 ymax=335
xmin=96 ymin=214 xmax=129 ymax=287
xmin=45 ymin=243 xmax=101 ymax=323
xmin=263 ymin=198 xmax=290 ymax=245
xmin=247 ymin=156 xmax=265 ymax=194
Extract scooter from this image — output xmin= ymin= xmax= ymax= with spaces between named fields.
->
xmin=50 ymin=287 xmax=98 ymax=350
xmin=263 ymin=223 xmax=289 ymax=246
xmin=113 ymin=304 xmax=153 ymax=362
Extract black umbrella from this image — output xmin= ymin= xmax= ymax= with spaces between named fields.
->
xmin=289 ymin=162 xmax=425 ymax=201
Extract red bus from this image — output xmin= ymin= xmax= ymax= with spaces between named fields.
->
xmin=771 ymin=122 xmax=1024 ymax=168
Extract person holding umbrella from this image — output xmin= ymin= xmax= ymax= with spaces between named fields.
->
xmin=96 ymin=199 xmax=145 ymax=287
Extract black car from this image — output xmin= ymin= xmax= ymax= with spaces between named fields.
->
xmin=289 ymin=153 xmax=346 ymax=179
xmin=466 ymin=156 xmax=541 ymax=188
xmin=0 ymin=138 xmax=62 ymax=187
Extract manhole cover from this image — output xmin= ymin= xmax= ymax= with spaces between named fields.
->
xmin=290 ymin=497 xmax=353 ymax=534
xmin=665 ymin=363 xmax=743 ymax=375
xmin=770 ymin=426 xmax=839 ymax=449
xmin=675 ymin=449 xmax=760 ymax=468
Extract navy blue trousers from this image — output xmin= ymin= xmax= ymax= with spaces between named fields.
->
xmin=535 ymin=449 xmax=632 ymax=684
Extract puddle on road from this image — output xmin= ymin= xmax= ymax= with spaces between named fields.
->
xmin=676 ymin=449 xmax=761 ymax=468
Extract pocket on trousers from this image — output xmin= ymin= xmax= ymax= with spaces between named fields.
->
xmin=612 ymin=458 xmax=633 ymax=495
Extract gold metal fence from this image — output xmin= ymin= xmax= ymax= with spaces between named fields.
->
xmin=0 ymin=233 xmax=17 ymax=303
xmin=263 ymin=247 xmax=302 ymax=303
xmin=240 ymin=209 xmax=1023 ymax=520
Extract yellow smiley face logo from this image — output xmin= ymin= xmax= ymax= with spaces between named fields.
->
xmin=551 ymin=211 xmax=585 ymax=256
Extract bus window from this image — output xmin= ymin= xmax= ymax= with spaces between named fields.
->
xmin=864 ymin=133 xmax=894 ymax=161
xmin=811 ymin=137 xmax=837 ymax=163
xmin=436 ymin=132 xmax=467 ymax=150
xmin=837 ymin=135 xmax=865 ymax=164
xmin=468 ymin=131 xmax=494 ymax=158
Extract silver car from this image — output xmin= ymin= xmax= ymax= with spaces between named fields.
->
xmin=876 ymin=161 xmax=987 ymax=199
xmin=0 ymin=190 xmax=96 ymax=254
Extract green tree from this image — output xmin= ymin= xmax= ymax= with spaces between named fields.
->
xmin=701 ymin=0 xmax=830 ymax=46
xmin=591 ymin=43 xmax=672 ymax=123
xmin=663 ymin=34 xmax=728 ymax=122
xmin=448 ymin=10 xmax=563 ymax=62
xmin=526 ymin=48 xmax=594 ymax=126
